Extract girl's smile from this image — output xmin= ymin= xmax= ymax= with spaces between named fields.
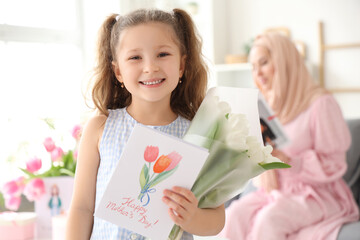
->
xmin=140 ymin=78 xmax=166 ymax=86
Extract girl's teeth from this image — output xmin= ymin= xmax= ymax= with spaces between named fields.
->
xmin=143 ymin=79 xmax=163 ymax=85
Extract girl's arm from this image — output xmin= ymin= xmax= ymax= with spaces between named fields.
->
xmin=66 ymin=115 xmax=106 ymax=240
xmin=163 ymin=186 xmax=225 ymax=236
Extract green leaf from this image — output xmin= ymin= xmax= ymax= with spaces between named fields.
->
xmin=168 ymin=224 xmax=182 ymax=240
xmin=42 ymin=166 xmax=61 ymax=177
xmin=0 ymin=192 xmax=5 ymax=210
xmin=42 ymin=118 xmax=56 ymax=130
xmin=19 ymin=168 xmax=36 ymax=178
xmin=139 ymin=164 xmax=148 ymax=189
xmin=63 ymin=151 xmax=74 ymax=168
xmin=259 ymin=162 xmax=291 ymax=170
xmin=144 ymin=163 xmax=149 ymax=179
xmin=149 ymin=165 xmax=178 ymax=188
xmin=59 ymin=168 xmax=75 ymax=177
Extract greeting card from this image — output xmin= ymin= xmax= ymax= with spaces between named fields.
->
xmin=94 ymin=124 xmax=209 ymax=239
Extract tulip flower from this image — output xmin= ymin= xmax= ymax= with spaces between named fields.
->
xmin=4 ymin=195 xmax=21 ymax=211
xmin=2 ymin=180 xmax=20 ymax=197
xmin=26 ymin=157 xmax=42 ymax=173
xmin=2 ymin=177 xmax=25 ymax=198
xmin=71 ymin=124 xmax=82 ymax=140
xmin=144 ymin=146 xmax=159 ymax=163
xmin=0 ymin=123 xmax=80 ymax=212
xmin=43 ymin=137 xmax=56 ymax=152
xmin=23 ymin=178 xmax=45 ymax=201
xmin=153 ymin=155 xmax=172 ymax=173
xmin=168 ymin=88 xmax=290 ymax=240
xmin=51 ymin=147 xmax=64 ymax=162
xmin=164 ymin=152 xmax=182 ymax=171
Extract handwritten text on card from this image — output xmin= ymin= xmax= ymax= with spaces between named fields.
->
xmin=105 ymin=197 xmax=159 ymax=228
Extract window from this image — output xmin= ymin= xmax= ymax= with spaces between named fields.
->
xmin=0 ymin=0 xmax=213 ymax=186
xmin=0 ymin=0 xmax=86 ymax=185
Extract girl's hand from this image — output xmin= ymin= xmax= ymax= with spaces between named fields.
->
xmin=162 ymin=186 xmax=199 ymax=231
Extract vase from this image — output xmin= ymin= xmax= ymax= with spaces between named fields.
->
xmin=34 ymin=176 xmax=74 ymax=239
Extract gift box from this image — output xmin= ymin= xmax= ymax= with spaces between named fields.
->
xmin=0 ymin=212 xmax=36 ymax=240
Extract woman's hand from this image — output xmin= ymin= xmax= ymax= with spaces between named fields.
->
xmin=162 ymin=186 xmax=199 ymax=231
xmin=272 ymin=148 xmax=290 ymax=164
xmin=258 ymin=148 xmax=290 ymax=193
xmin=258 ymin=170 xmax=279 ymax=193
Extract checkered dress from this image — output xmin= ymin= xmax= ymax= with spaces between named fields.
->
xmin=91 ymin=108 xmax=193 ymax=240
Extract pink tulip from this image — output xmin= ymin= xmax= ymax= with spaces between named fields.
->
xmin=26 ymin=157 xmax=42 ymax=173
xmin=43 ymin=137 xmax=56 ymax=152
xmin=71 ymin=124 xmax=82 ymax=140
xmin=51 ymin=147 xmax=64 ymax=162
xmin=164 ymin=151 xmax=182 ymax=171
xmin=2 ymin=177 xmax=24 ymax=197
xmin=144 ymin=146 xmax=159 ymax=162
xmin=23 ymin=178 xmax=45 ymax=201
xmin=4 ymin=195 xmax=21 ymax=211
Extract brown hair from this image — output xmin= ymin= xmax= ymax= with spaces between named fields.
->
xmin=90 ymin=8 xmax=208 ymax=120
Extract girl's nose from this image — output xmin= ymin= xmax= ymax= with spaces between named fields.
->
xmin=255 ymin=68 xmax=262 ymax=76
xmin=143 ymin=59 xmax=159 ymax=73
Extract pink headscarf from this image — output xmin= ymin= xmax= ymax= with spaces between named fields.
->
xmin=252 ymin=33 xmax=328 ymax=124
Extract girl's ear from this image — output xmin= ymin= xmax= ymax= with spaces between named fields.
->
xmin=112 ymin=61 xmax=122 ymax=82
xmin=179 ymin=55 xmax=187 ymax=77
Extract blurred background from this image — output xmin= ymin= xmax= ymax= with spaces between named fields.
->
xmin=1 ymin=0 xmax=359 ymax=202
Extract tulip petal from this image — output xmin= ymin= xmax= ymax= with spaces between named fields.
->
xmin=153 ymin=155 xmax=172 ymax=173
xmin=23 ymin=178 xmax=45 ymax=201
xmin=144 ymin=146 xmax=159 ymax=162
xmin=164 ymin=152 xmax=182 ymax=171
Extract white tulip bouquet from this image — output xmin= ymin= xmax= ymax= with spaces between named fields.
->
xmin=168 ymin=88 xmax=290 ymax=240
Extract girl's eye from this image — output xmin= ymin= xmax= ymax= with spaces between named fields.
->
xmin=129 ymin=56 xmax=141 ymax=60
xmin=158 ymin=52 xmax=170 ymax=58
xmin=259 ymin=60 xmax=268 ymax=66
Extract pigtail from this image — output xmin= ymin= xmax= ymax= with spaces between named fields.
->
xmin=171 ymin=9 xmax=208 ymax=120
xmin=91 ymin=14 xmax=131 ymax=116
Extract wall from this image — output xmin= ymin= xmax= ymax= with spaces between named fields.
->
xmin=222 ymin=0 xmax=360 ymax=119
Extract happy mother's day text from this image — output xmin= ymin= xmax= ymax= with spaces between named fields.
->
xmin=106 ymin=197 xmax=159 ymax=229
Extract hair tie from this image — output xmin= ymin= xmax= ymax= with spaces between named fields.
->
xmin=115 ymin=14 xmax=120 ymax=22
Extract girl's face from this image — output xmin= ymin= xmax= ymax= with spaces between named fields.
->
xmin=249 ymin=46 xmax=275 ymax=92
xmin=113 ymin=22 xmax=185 ymax=107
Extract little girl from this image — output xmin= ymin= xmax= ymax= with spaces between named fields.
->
xmin=66 ymin=8 xmax=225 ymax=240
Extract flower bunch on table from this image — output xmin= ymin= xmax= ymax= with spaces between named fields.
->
xmin=0 ymin=124 xmax=82 ymax=211
xmin=168 ymin=93 xmax=290 ymax=240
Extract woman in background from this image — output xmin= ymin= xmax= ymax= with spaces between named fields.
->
xmin=219 ymin=33 xmax=359 ymax=240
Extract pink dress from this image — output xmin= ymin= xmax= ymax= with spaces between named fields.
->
xmin=219 ymin=94 xmax=359 ymax=240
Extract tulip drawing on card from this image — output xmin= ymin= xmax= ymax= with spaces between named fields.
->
xmin=138 ymin=146 xmax=182 ymax=206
